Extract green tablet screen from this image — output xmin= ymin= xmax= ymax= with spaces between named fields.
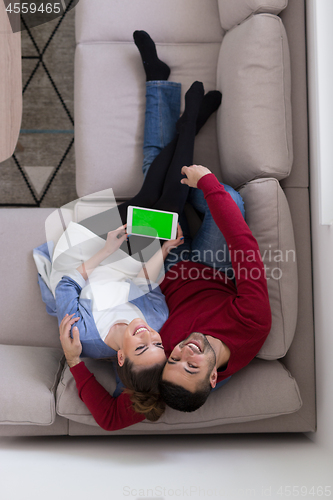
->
xmin=131 ymin=208 xmax=174 ymax=239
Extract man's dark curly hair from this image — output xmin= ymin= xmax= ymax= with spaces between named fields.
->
xmin=159 ymin=378 xmax=212 ymax=412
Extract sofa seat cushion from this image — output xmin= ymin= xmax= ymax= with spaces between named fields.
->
xmin=56 ymin=357 xmax=302 ymax=430
xmin=239 ymin=178 xmax=298 ymax=359
xmin=0 ymin=345 xmax=64 ymax=425
xmin=217 ymin=14 xmax=293 ymax=188
xmin=75 ymin=41 xmax=222 ymax=199
xmin=218 ymin=0 xmax=288 ymax=31
xmin=0 ymin=208 xmax=61 ymax=348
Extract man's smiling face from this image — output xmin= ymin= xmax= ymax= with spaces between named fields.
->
xmin=162 ymin=332 xmax=218 ymax=392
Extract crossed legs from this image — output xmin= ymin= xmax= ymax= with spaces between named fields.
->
xmin=79 ymin=32 xmax=222 ymax=260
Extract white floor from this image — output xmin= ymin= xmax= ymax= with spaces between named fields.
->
xmin=0 ymin=433 xmax=332 ymax=500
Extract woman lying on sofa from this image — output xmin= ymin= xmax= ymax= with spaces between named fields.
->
xmin=34 ymin=31 xmax=223 ymax=426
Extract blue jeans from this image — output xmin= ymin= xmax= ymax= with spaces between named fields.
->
xmin=164 ymin=186 xmax=245 ymax=274
xmin=190 ymin=186 xmax=245 ymax=272
xmin=142 ymin=81 xmax=182 ymax=178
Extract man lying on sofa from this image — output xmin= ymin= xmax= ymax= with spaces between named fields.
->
xmin=157 ymin=164 xmax=272 ymax=412
xmin=59 ymin=164 xmax=271 ymax=427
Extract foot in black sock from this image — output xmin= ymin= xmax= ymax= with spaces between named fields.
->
xmin=176 ymin=81 xmax=205 ymax=133
xmin=177 ymin=89 xmax=222 ymax=135
xmin=196 ymin=90 xmax=222 ymax=134
xmin=133 ymin=30 xmax=170 ymax=81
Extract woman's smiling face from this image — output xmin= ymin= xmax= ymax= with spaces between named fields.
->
xmin=117 ymin=318 xmax=166 ymax=367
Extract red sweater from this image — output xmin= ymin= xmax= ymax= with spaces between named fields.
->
xmin=159 ymin=174 xmax=271 ymax=382
xmin=70 ymin=174 xmax=271 ymax=429
xmin=70 ymin=362 xmax=145 ymax=430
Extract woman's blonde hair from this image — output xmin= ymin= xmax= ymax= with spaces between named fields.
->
xmin=116 ymin=358 xmax=166 ymax=422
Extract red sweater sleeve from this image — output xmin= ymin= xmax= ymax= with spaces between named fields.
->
xmin=197 ymin=174 xmax=271 ymax=330
xmin=70 ymin=362 xmax=145 ymax=431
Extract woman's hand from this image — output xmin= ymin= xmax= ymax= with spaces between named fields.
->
xmin=136 ymin=224 xmax=184 ymax=282
xmin=180 ymin=164 xmax=212 ymax=188
xmin=77 ymin=224 xmax=128 ymax=280
xmin=162 ymin=223 xmax=184 ymax=257
xmin=104 ymin=224 xmax=128 ymax=256
xmin=59 ymin=314 xmax=82 ymax=368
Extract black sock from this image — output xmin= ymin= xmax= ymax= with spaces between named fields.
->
xmin=195 ymin=90 xmax=222 ymax=134
xmin=177 ymin=90 xmax=222 ymax=135
xmin=175 ymin=81 xmax=204 ymax=133
xmin=133 ymin=30 xmax=170 ymax=81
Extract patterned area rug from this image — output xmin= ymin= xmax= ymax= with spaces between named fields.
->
xmin=0 ymin=4 xmax=76 ymax=208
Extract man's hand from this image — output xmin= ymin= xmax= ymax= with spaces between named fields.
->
xmin=162 ymin=223 xmax=184 ymax=257
xmin=180 ymin=164 xmax=212 ymax=188
xmin=59 ymin=314 xmax=82 ymax=368
xmin=104 ymin=224 xmax=128 ymax=256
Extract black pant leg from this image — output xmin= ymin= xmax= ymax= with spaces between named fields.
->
xmin=79 ymin=137 xmax=178 ymax=237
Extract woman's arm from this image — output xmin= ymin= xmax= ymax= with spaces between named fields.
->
xmin=55 ymin=274 xmax=86 ymax=326
xmin=77 ymin=225 xmax=128 ymax=280
xmin=136 ymin=223 xmax=184 ymax=282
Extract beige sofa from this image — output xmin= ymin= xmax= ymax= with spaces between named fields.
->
xmin=0 ymin=0 xmax=316 ymax=436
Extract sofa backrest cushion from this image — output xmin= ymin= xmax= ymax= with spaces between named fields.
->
xmin=217 ymin=14 xmax=293 ymax=189
xmin=76 ymin=0 xmax=224 ymax=44
xmin=56 ymin=357 xmax=302 ymax=430
xmin=218 ymin=0 xmax=288 ymax=31
xmin=239 ymin=178 xmax=298 ymax=359
xmin=280 ymin=0 xmax=309 ymax=189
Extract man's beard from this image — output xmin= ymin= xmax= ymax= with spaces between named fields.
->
xmin=180 ymin=332 xmax=216 ymax=372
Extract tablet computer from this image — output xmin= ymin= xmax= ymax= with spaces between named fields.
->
xmin=127 ymin=206 xmax=178 ymax=240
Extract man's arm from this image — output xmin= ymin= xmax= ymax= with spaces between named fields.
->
xmin=59 ymin=315 xmax=145 ymax=431
xmin=70 ymin=363 xmax=145 ymax=430
xmin=182 ymin=165 xmax=271 ymax=329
